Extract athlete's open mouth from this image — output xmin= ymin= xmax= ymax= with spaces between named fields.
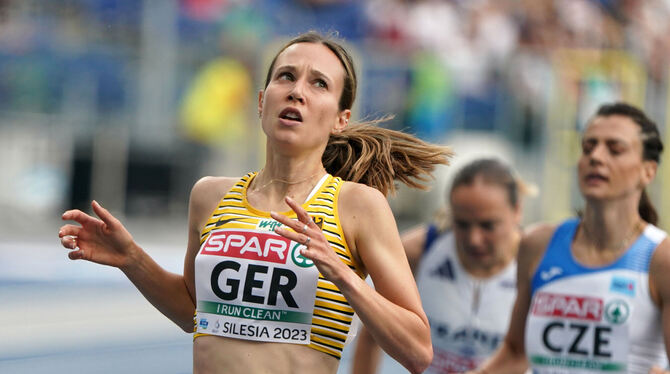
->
xmin=584 ymin=172 xmax=608 ymax=183
xmin=279 ymin=107 xmax=302 ymax=122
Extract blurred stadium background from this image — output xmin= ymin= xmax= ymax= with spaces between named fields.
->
xmin=1 ymin=0 xmax=669 ymax=373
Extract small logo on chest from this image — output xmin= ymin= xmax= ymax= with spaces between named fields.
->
xmin=610 ymin=276 xmax=636 ymax=297
xmin=540 ymin=266 xmax=563 ymax=281
xmin=604 ymin=299 xmax=630 ymax=324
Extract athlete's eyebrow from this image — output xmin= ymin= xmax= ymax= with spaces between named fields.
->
xmin=309 ymin=69 xmax=333 ymax=86
xmin=273 ymin=65 xmax=296 ymax=74
xmin=273 ymin=64 xmax=334 ymax=86
xmin=582 ymin=136 xmax=629 ymax=146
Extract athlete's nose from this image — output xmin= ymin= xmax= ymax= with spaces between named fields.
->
xmin=287 ymin=79 xmax=305 ymax=104
xmin=288 ymin=91 xmax=304 ymax=104
xmin=466 ymin=227 xmax=485 ymax=248
xmin=588 ymin=143 xmax=606 ymax=165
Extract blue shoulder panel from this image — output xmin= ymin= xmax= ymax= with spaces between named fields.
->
xmin=531 ymin=219 xmax=657 ymax=295
xmin=530 ymin=219 xmax=580 ymax=295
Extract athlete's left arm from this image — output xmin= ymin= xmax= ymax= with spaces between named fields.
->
xmin=649 ymin=239 xmax=670 ymax=374
xmin=271 ymin=183 xmax=432 ymax=374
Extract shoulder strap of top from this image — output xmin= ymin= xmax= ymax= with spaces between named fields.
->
xmin=530 ymin=218 xmax=580 ymax=294
xmin=423 ymin=224 xmax=441 ymax=256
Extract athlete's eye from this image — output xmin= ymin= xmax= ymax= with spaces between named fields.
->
xmin=582 ymin=140 xmax=595 ymax=155
xmin=607 ymin=142 xmax=626 ymax=156
xmin=314 ymin=79 xmax=327 ymax=89
xmin=609 ymin=146 xmax=622 ymax=155
xmin=454 ymin=220 xmax=469 ymax=230
xmin=480 ymin=221 xmax=496 ymax=231
xmin=277 ymin=71 xmax=294 ymax=81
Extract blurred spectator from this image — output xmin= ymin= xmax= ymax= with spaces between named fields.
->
xmin=2 ymin=0 xmax=670 ymax=224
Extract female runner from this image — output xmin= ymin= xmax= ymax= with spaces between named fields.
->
xmin=59 ymin=31 xmax=451 ymax=374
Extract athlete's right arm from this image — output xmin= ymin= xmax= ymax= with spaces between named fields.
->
xmin=350 ymin=225 xmax=429 ymax=374
xmin=58 ymin=176 xmax=234 ymax=333
xmin=469 ymin=223 xmax=555 ymax=374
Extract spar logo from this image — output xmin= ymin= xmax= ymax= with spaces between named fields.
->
xmin=200 ymin=230 xmax=290 ymax=264
xmin=532 ymin=292 xmax=603 ymax=321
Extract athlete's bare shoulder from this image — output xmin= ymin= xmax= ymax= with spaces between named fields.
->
xmin=518 ymin=222 xmax=558 ymax=279
xmin=189 ymin=176 xmax=242 ymax=229
xmin=337 ymin=181 xmax=396 ymax=266
xmin=522 ymin=223 xmax=557 ymax=252
xmin=338 ymin=181 xmax=392 ymax=228
xmin=339 ymin=181 xmax=387 ymax=208
xmin=191 ymin=176 xmax=240 ymax=206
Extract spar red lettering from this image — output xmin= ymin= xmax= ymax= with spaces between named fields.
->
xmin=532 ymin=292 xmax=602 ymax=321
xmin=431 ymin=349 xmax=478 ymax=372
xmin=200 ymin=230 xmax=290 ymax=264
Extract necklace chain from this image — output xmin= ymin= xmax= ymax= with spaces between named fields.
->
xmin=251 ymin=168 xmax=325 ymax=192
xmin=580 ymin=219 xmax=644 ymax=253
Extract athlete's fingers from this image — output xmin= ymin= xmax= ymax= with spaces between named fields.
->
xmin=68 ymin=248 xmax=86 ymax=260
xmin=273 ymin=226 xmax=308 ymax=244
xmin=61 ymin=209 xmax=101 ymax=226
xmin=58 ymin=224 xmax=81 ymax=238
xmin=270 ymin=209 xmax=320 ymax=247
xmin=284 ymin=197 xmax=315 ymax=228
xmin=648 ymin=366 xmax=669 ymax=374
xmin=299 ymin=246 xmax=317 ymax=260
xmin=91 ymin=200 xmax=118 ymax=228
xmin=61 ymin=209 xmax=84 ymax=220
xmin=269 ymin=210 xmax=289 ymax=225
xmin=269 ymin=210 xmax=303 ymax=233
xmin=60 ymin=235 xmax=78 ymax=250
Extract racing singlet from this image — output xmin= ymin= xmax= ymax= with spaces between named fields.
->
xmin=415 ymin=229 xmax=517 ymax=373
xmin=526 ymin=218 xmax=668 ymax=374
xmin=194 ymin=172 xmax=364 ymax=359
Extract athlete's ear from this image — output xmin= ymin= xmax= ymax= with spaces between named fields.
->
xmin=640 ymin=160 xmax=657 ymax=187
xmin=258 ymin=90 xmax=264 ymax=119
xmin=332 ymin=109 xmax=350 ymax=134
xmin=512 ymin=201 xmax=522 ymax=226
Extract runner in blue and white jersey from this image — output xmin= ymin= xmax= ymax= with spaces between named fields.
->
xmin=473 ymin=102 xmax=670 ymax=374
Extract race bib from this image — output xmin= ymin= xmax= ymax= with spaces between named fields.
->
xmin=427 ymin=321 xmax=504 ymax=373
xmin=195 ymin=228 xmax=319 ymax=344
xmin=526 ymin=292 xmax=630 ymax=373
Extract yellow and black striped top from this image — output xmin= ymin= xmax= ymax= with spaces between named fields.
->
xmin=196 ymin=172 xmax=365 ymax=359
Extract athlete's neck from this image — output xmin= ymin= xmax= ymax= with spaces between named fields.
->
xmin=258 ymin=153 xmax=326 ymax=188
xmin=581 ymin=199 xmax=643 ymax=252
xmin=248 ymin=161 xmax=327 ymax=211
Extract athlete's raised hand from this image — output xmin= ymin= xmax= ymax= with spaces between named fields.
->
xmin=271 ymin=196 xmax=351 ymax=282
xmin=58 ymin=200 xmax=137 ymax=268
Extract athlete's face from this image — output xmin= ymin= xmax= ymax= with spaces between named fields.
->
xmin=258 ymin=42 xmax=350 ymax=153
xmin=578 ymin=115 xmax=656 ymax=202
xmin=450 ymin=180 xmax=521 ymax=273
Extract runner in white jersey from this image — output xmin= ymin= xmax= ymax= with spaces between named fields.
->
xmin=471 ymin=102 xmax=670 ymax=374
xmin=352 ymin=158 xmax=531 ymax=373
xmin=415 ymin=229 xmax=517 ymax=373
